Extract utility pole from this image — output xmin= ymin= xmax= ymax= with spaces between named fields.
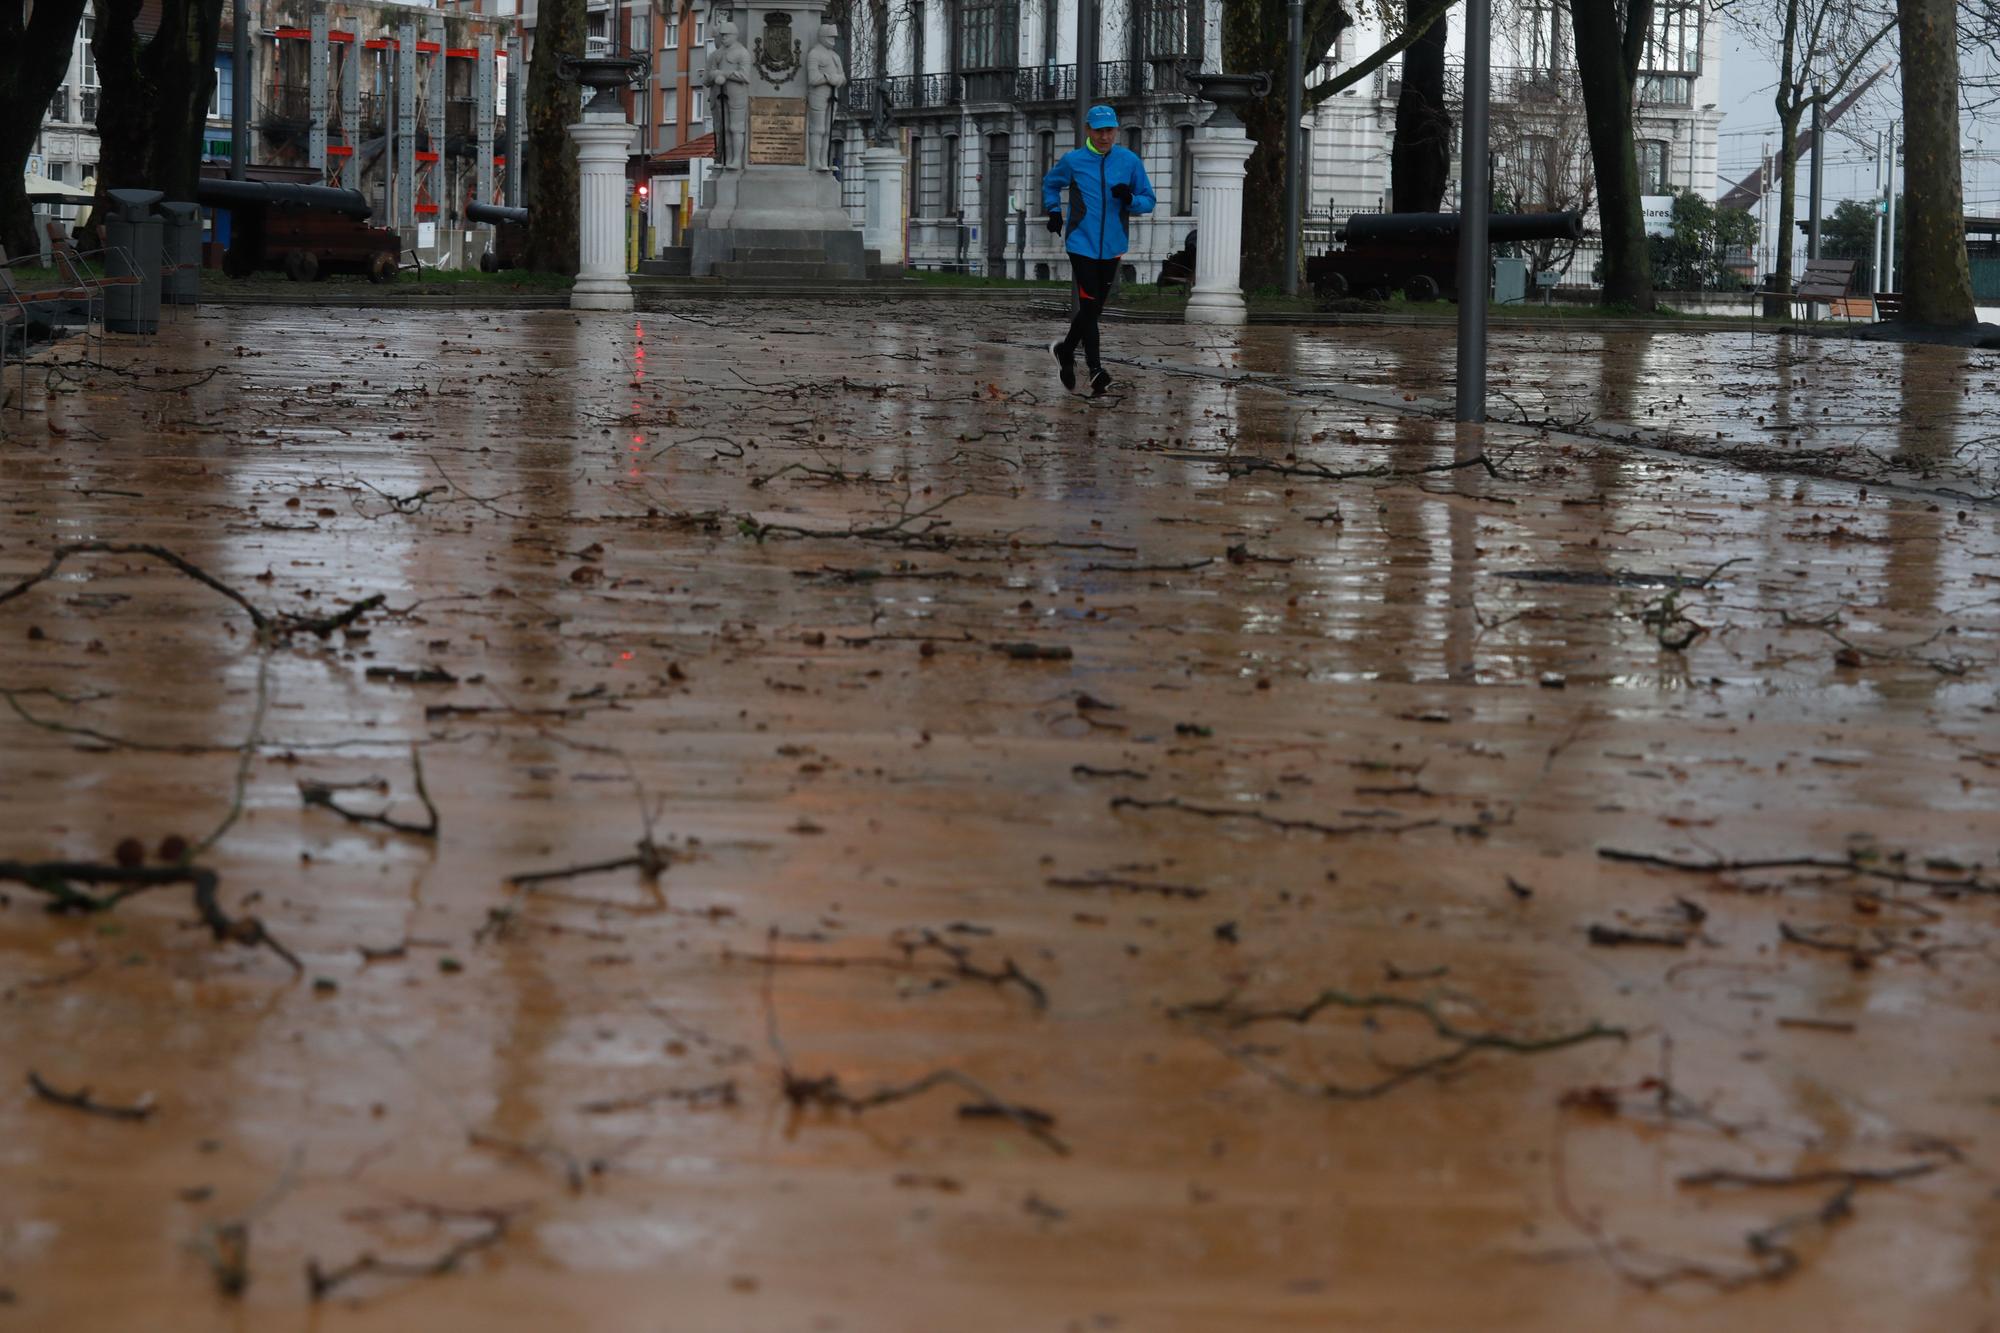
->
xmin=1883 ymin=119 xmax=1898 ymax=292
xmin=231 ymin=0 xmax=250 ymax=180
xmin=1759 ymin=143 xmax=1771 ymax=279
xmin=1453 ymin=0 xmax=1489 ymax=423
xmin=1871 ymin=127 xmax=1884 ymax=290
xmin=1807 ymin=84 xmax=1824 ymax=259
xmin=1282 ymin=0 xmax=1303 ymax=295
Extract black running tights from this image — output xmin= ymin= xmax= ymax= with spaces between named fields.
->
xmin=1057 ymin=256 xmax=1121 ymax=370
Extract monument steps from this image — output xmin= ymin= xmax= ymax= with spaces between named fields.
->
xmin=712 ymin=259 xmax=842 ymax=280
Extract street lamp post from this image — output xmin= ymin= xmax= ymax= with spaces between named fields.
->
xmin=1454 ymin=0 xmax=1490 ymax=422
xmin=1282 ymin=0 xmax=1303 ymax=296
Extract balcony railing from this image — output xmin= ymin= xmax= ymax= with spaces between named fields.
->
xmin=844 ymin=58 xmax=1196 ymax=115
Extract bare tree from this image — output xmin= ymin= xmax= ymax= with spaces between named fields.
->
xmin=1569 ymin=0 xmax=1653 ymax=309
xmin=93 ymin=0 xmax=227 ymax=204
xmin=1486 ymin=70 xmax=1594 ymax=275
xmin=1731 ymin=0 xmax=1894 ymax=307
xmin=0 ymin=0 xmax=89 ymax=256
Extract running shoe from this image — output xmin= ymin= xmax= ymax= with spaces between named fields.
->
xmin=1051 ymin=340 xmax=1076 ymax=392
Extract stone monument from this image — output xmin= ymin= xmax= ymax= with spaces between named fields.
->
xmin=689 ymin=3 xmax=870 ymax=279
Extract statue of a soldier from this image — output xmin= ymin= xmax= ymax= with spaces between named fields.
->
xmin=707 ymin=20 xmax=753 ymax=170
xmin=805 ymin=25 xmax=847 ymax=173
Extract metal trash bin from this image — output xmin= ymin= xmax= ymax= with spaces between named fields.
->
xmin=157 ymin=201 xmax=202 ymax=305
xmin=103 ymin=187 xmax=165 ymax=334
xmin=1493 ymin=257 xmax=1529 ymax=305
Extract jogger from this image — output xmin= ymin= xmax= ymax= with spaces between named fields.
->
xmin=1042 ymin=104 xmax=1156 ymax=397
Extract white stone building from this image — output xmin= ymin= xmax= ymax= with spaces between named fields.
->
xmin=1308 ymin=1 xmax=1725 ymax=279
xmin=35 ymin=6 xmax=101 ymax=205
xmin=828 ymin=0 xmax=1222 ymax=281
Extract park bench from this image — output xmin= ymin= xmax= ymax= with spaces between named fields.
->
xmin=1874 ymin=291 xmax=1904 ymax=321
xmin=1779 ymin=256 xmax=1861 ymax=322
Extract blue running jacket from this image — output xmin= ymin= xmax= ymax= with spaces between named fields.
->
xmin=1042 ymin=144 xmax=1157 ymax=260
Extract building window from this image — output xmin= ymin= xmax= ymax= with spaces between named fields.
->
xmin=50 ymin=86 xmax=70 ymax=122
xmin=665 ymin=16 xmax=679 ymax=48
xmin=50 ymin=162 xmax=66 ymax=183
xmin=1524 ymin=1 xmax=1563 ymax=75
xmin=80 ymin=17 xmax=98 ymax=88
xmin=1037 ymin=130 xmax=1054 ymax=186
xmin=1644 ymin=1 xmax=1702 ymax=75
xmin=943 ymin=134 xmax=960 ymax=214
xmin=691 ymin=87 xmax=705 ymax=123
xmin=695 ymin=13 xmax=707 ymax=43
xmin=912 ymin=1 xmax=928 ymax=74
xmin=663 ymin=92 xmax=678 ymax=123
xmin=1175 ymin=124 xmax=1193 ymax=214
xmin=1637 ymin=139 xmax=1669 ymax=192
xmin=1124 ymin=126 xmax=1141 ymax=155
xmin=1040 ymin=0 xmax=1057 ymax=64
xmin=1144 ymin=0 xmax=1196 ymax=58
xmin=958 ymin=0 xmax=1018 ymax=70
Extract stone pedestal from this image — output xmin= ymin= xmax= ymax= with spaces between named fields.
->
xmin=861 ymin=145 xmax=905 ymax=267
xmin=570 ymin=112 xmax=636 ymax=311
xmin=690 ymin=0 xmax=859 ymax=279
xmin=1186 ymin=126 xmax=1257 ymax=326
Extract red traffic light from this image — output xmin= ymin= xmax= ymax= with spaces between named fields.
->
xmin=637 ymin=183 xmax=650 ymax=199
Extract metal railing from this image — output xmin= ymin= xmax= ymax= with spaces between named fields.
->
xmin=845 ymin=58 xmax=1196 ymax=114
xmin=1315 ymin=59 xmax=1694 ymax=108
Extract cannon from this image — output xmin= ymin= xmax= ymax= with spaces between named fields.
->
xmin=1307 ymin=210 xmax=1584 ymax=302
xmin=466 ymin=201 xmax=529 ymax=272
xmin=195 ymin=178 xmax=401 ymax=283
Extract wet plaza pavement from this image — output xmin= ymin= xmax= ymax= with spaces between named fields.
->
xmin=1 ymin=303 xmax=1997 ymax=1329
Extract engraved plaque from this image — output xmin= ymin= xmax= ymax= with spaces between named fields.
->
xmin=749 ymin=97 xmax=807 ymax=166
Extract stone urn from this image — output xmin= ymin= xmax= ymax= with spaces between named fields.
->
xmin=561 ymin=51 xmax=652 ymax=114
xmin=1179 ymin=69 xmax=1274 ymax=128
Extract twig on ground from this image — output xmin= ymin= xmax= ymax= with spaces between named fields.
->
xmin=1112 ymin=794 xmax=1443 ymax=838
xmin=25 ymin=1070 xmax=156 ymax=1120
xmin=306 ymin=1201 xmax=519 ymax=1302
xmin=299 ymin=747 xmax=440 ymax=838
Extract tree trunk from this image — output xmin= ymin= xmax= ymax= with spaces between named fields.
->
xmin=93 ymin=0 xmax=225 ymax=205
xmin=1220 ymin=0 xmax=1347 ymax=292
xmin=1767 ymin=105 xmax=1802 ymax=312
xmin=0 ymin=0 xmax=90 ymax=257
xmin=1390 ymin=4 xmax=1449 ymax=213
xmin=523 ymin=0 xmax=586 ymax=273
xmin=1897 ymin=0 xmax=1975 ymax=325
xmin=1569 ymin=0 xmax=1653 ymax=311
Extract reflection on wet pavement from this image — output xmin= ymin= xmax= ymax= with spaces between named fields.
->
xmin=0 ymin=304 xmax=1995 ymax=1330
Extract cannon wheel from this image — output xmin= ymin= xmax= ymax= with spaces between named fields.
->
xmin=1404 ymin=275 xmax=1441 ymax=303
xmin=367 ymin=252 xmax=398 ymax=284
xmin=1316 ymin=270 xmax=1349 ymax=299
xmin=479 ymin=251 xmax=499 ymax=273
xmin=284 ymin=250 xmax=319 ymax=283
xmin=222 ymin=246 xmax=256 ymax=279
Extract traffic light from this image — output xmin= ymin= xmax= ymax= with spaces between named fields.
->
xmin=637 ymin=183 xmax=650 ymax=201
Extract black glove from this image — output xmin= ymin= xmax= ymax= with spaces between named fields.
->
xmin=1046 ymin=209 xmax=1064 ymax=235
xmin=1111 ymin=183 xmax=1133 ymax=204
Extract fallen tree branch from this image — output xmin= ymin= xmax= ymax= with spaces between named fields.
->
xmin=0 ymin=541 xmax=383 ymax=642
xmin=1112 ymin=794 xmax=1442 ymax=839
xmin=1598 ymin=847 xmax=1996 ymax=895
xmin=1220 ymin=451 xmax=1502 ymax=483
xmin=306 ymin=1201 xmax=518 ymax=1302
xmin=0 ymin=861 xmax=302 ymax=972
xmin=782 ymin=1066 xmax=1070 ymax=1156
xmin=1171 ymin=987 xmax=1626 ymax=1101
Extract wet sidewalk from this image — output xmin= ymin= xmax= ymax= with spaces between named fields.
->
xmin=0 ymin=305 xmax=1995 ymax=1330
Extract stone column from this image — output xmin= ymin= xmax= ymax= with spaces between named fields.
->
xmin=1185 ymin=125 xmax=1257 ymax=326
xmin=569 ymin=109 xmax=637 ymax=311
xmin=861 ymin=145 xmax=905 ymax=267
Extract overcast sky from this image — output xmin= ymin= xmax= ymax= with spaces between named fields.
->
xmin=1714 ymin=17 xmax=2000 ymax=217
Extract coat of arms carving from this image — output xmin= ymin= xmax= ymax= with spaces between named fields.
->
xmin=754 ymin=12 xmax=802 ymax=86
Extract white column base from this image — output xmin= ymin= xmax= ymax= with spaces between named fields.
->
xmin=569 ymin=111 xmax=637 ymax=313
xmin=1186 ymin=125 xmax=1257 ymax=327
xmin=861 ymin=145 xmax=906 ymax=267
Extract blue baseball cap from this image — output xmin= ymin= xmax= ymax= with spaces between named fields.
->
xmin=1086 ymin=104 xmax=1118 ymax=129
